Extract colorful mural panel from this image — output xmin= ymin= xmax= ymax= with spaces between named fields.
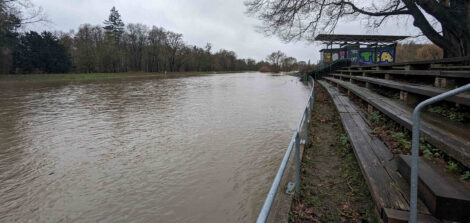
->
xmin=377 ymin=50 xmax=394 ymax=63
xmin=349 ymin=49 xmax=359 ymax=64
xmin=324 ymin=53 xmax=332 ymax=62
xmin=339 ymin=51 xmax=345 ymax=59
xmin=360 ymin=51 xmax=375 ymax=64
xmin=332 ymin=53 xmax=339 ymax=61
xmin=321 ymin=45 xmax=395 ymax=65
xmin=357 ymin=48 xmax=395 ymax=65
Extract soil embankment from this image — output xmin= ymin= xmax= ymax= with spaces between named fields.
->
xmin=289 ymin=81 xmax=378 ymax=222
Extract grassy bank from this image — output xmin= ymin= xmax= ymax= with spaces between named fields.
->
xmin=289 ymin=82 xmax=377 ymax=222
xmin=0 ymin=71 xmax=251 ymax=82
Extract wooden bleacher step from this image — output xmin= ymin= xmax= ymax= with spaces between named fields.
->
xmin=329 ymin=73 xmax=470 ymax=105
xmin=337 ymin=69 xmax=470 ymax=79
xmin=382 ymin=208 xmax=440 ymax=223
xmin=318 ymin=80 xmax=438 ymax=223
xmin=397 ymin=155 xmax=470 ymax=222
xmin=347 ymin=56 xmax=470 ymax=70
xmin=323 ymin=77 xmax=470 ymax=169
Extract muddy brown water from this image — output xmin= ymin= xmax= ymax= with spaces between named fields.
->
xmin=0 ymin=72 xmax=311 ymax=222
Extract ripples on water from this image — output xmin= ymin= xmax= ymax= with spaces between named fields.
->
xmin=0 ymin=72 xmax=310 ymax=222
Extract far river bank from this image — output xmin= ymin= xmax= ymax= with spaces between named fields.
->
xmin=0 ymin=71 xmax=254 ymax=83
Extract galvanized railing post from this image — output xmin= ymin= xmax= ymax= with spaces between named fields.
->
xmin=409 ymin=83 xmax=470 ymax=223
xmin=295 ymin=132 xmax=301 ymax=193
xmin=256 ymin=75 xmax=315 ymax=223
xmin=311 ymin=79 xmax=315 ymax=109
xmin=256 ymin=134 xmax=296 ymax=223
xmin=305 ymin=107 xmax=310 ymax=146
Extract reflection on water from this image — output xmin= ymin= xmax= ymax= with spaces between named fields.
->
xmin=0 ymin=72 xmax=310 ymax=222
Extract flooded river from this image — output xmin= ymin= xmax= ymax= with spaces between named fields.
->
xmin=0 ymin=72 xmax=310 ymax=222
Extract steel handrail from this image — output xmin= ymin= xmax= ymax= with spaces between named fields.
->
xmin=409 ymin=83 xmax=470 ymax=223
xmin=256 ymin=76 xmax=314 ymax=223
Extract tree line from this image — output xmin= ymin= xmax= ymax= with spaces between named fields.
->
xmin=1 ymin=4 xmax=306 ymax=74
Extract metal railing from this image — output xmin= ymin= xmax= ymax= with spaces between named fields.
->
xmin=409 ymin=83 xmax=470 ymax=223
xmin=256 ymin=76 xmax=315 ymax=223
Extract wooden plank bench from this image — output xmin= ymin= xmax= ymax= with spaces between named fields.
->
xmin=337 ymin=69 xmax=470 ymax=79
xmin=318 ymin=80 xmax=437 ymax=223
xmin=348 ymin=56 xmax=470 ymax=70
xmin=329 ymin=73 xmax=470 ymax=105
xmin=323 ymin=77 xmax=470 ymax=169
xmin=397 ymin=155 xmax=470 ymax=221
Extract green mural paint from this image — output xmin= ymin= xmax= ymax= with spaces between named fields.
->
xmin=360 ymin=52 xmax=372 ymax=62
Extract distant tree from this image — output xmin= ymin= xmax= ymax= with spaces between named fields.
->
xmin=145 ymin=26 xmax=167 ymax=72
xmin=166 ymin=31 xmax=184 ymax=72
xmin=74 ymin=24 xmax=98 ymax=73
xmin=246 ymin=0 xmax=470 ymax=58
xmin=213 ymin=50 xmax=237 ymax=71
xmin=1 ymin=0 xmax=44 ymax=73
xmin=14 ymin=31 xmax=71 ymax=73
xmin=103 ymin=6 xmax=125 ymax=42
xmin=245 ymin=58 xmax=257 ymax=70
xmin=282 ymin=56 xmax=297 ymax=71
xmin=103 ymin=6 xmax=125 ymax=72
xmin=257 ymin=60 xmax=271 ymax=72
xmin=124 ymin=23 xmax=148 ymax=71
xmin=0 ymin=5 xmax=20 ymax=73
xmin=266 ymin=51 xmax=286 ymax=72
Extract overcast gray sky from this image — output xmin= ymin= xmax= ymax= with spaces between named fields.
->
xmin=30 ymin=0 xmax=424 ymax=62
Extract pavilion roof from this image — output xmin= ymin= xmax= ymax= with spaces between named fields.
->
xmin=314 ymin=34 xmax=409 ymax=43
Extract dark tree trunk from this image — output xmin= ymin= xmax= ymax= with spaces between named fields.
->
xmin=442 ymin=27 xmax=463 ymax=58
xmin=405 ymin=0 xmax=470 ymax=58
xmin=441 ymin=0 xmax=470 ymax=58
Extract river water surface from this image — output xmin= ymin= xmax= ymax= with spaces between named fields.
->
xmin=0 ymin=72 xmax=310 ymax=222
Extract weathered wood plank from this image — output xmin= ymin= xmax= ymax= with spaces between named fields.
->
xmin=341 ymin=112 xmax=410 ymax=211
xmin=349 ymin=56 xmax=470 ymax=69
xmin=321 ymin=82 xmax=348 ymax=113
xmin=336 ymin=69 xmax=470 ymax=79
xmin=382 ymin=208 xmax=440 ymax=223
xmin=397 ymin=155 xmax=470 ymax=221
xmin=329 ymin=73 xmax=470 ymax=105
xmin=319 ymin=81 xmax=414 ymax=215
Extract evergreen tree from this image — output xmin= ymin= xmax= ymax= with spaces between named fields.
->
xmin=0 ymin=2 xmax=21 ymax=73
xmin=103 ymin=6 xmax=125 ymax=72
xmin=103 ymin=6 xmax=125 ymax=42
xmin=14 ymin=31 xmax=72 ymax=73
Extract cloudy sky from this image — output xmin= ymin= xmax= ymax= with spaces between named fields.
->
xmin=30 ymin=0 xmax=424 ymax=62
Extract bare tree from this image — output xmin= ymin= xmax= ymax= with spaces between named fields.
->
xmin=146 ymin=26 xmax=167 ymax=72
xmin=266 ymin=50 xmax=286 ymax=72
xmin=125 ymin=23 xmax=148 ymax=71
xmin=282 ymin=56 xmax=297 ymax=71
xmin=1 ymin=0 xmax=47 ymax=25
xmin=166 ymin=31 xmax=184 ymax=72
xmin=245 ymin=0 xmax=470 ymax=58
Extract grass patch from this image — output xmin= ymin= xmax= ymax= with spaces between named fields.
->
xmin=427 ymin=104 xmax=470 ymax=123
xmin=368 ymin=110 xmax=470 ymax=180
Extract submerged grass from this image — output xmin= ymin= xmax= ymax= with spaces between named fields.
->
xmin=0 ymin=71 xmax=249 ymax=82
